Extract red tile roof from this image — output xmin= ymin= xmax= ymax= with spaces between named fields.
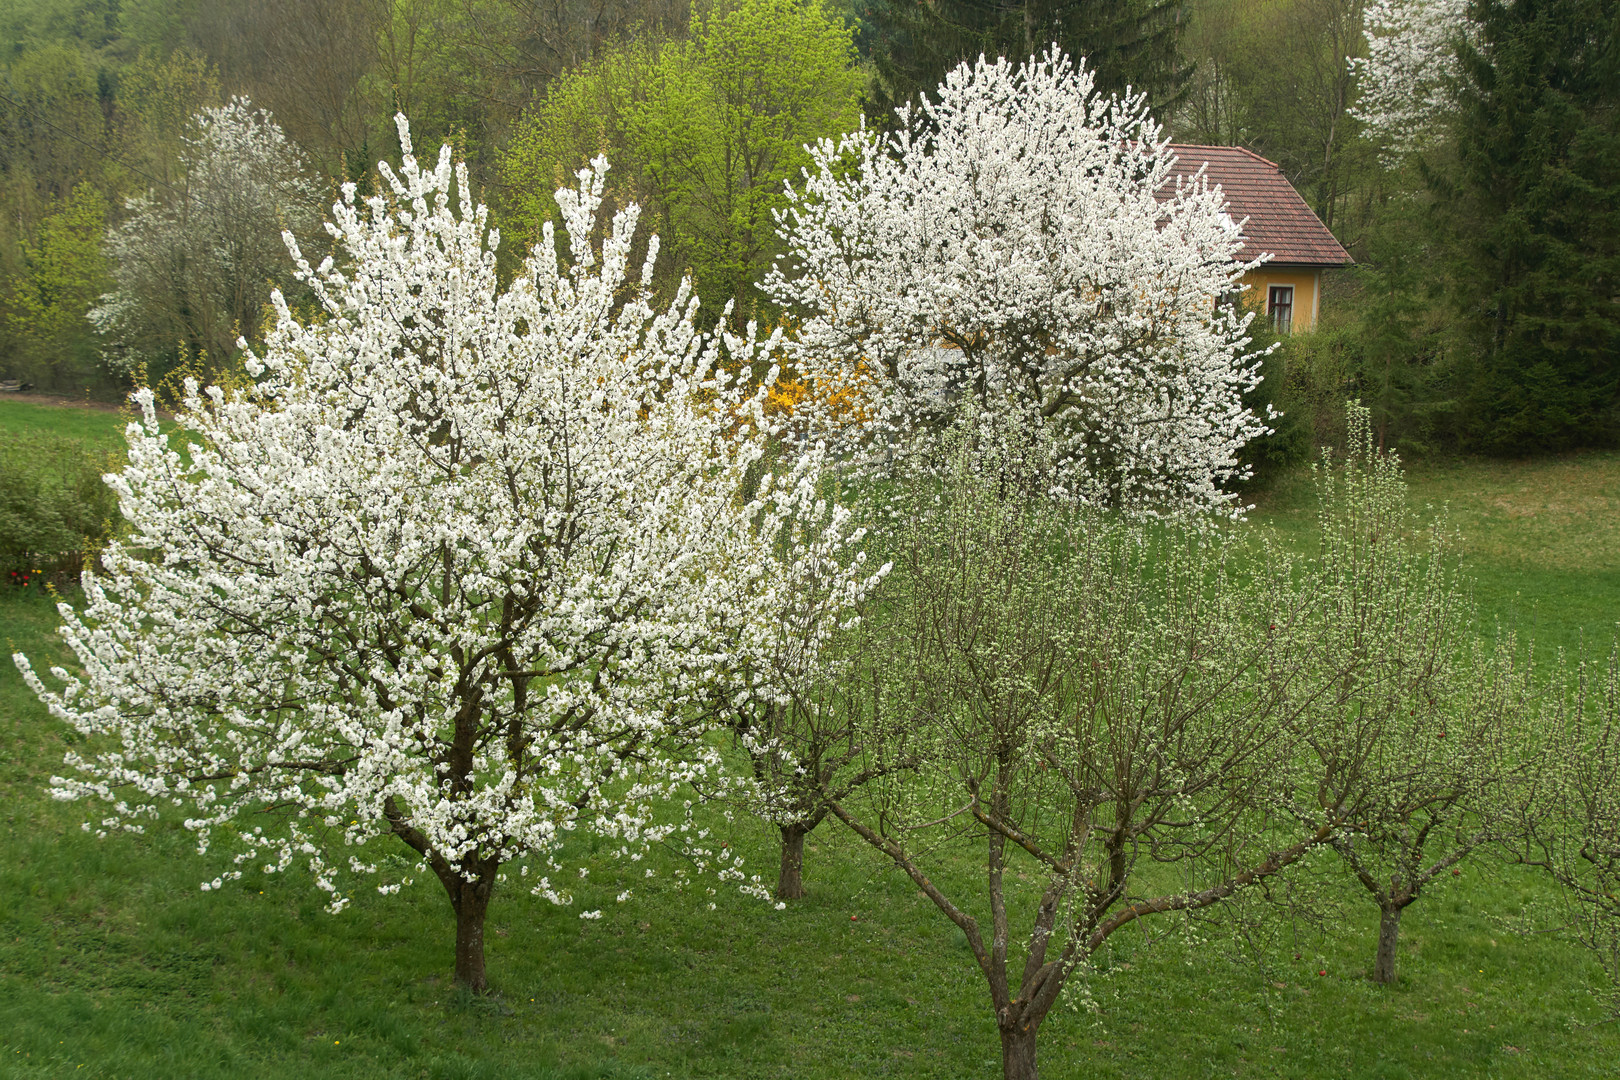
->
xmin=1162 ymin=145 xmax=1352 ymax=267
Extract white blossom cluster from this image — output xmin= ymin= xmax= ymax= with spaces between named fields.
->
xmin=18 ymin=117 xmax=875 ymax=915
xmin=91 ymin=97 xmax=320 ymax=371
xmin=1352 ymin=0 xmax=1472 ymax=160
xmin=766 ymin=48 xmax=1270 ymax=516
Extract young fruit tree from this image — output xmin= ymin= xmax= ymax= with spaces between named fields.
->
xmin=1518 ymin=645 xmax=1620 ymax=1015
xmin=766 ymin=47 xmax=1269 ymax=515
xmin=15 ymin=118 xmax=869 ymax=993
xmin=819 ymin=426 xmax=1374 ymax=1080
xmin=1307 ymin=407 xmax=1537 ymax=984
xmin=710 ymin=519 xmax=905 ymax=899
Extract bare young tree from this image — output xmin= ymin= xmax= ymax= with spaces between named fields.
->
xmin=720 ymin=587 xmax=916 ymax=900
xmin=818 ymin=423 xmax=1371 ymax=1080
xmin=1517 ymin=643 xmax=1620 ymax=1015
xmin=687 ymin=474 xmax=906 ymax=901
xmin=1306 ymin=407 xmax=1539 ymax=983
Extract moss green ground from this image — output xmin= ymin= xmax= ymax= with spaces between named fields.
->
xmin=2 ymin=400 xmax=1617 ymax=1078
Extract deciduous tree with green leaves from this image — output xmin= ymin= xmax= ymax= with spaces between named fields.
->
xmin=501 ymin=0 xmax=863 ymax=321
xmin=858 ymin=0 xmax=1188 ymax=119
xmin=2 ymin=182 xmax=109 ymax=383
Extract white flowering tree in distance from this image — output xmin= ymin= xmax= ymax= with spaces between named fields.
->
xmin=15 ymin=118 xmax=873 ymax=992
xmin=767 ymin=48 xmax=1269 ymax=516
xmin=1352 ymin=0 xmax=1471 ymax=160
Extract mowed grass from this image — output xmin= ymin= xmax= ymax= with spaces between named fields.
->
xmin=1250 ymin=448 xmax=1620 ymax=654
xmin=2 ymin=409 xmax=1618 ymax=1078
xmin=0 ymin=399 xmax=132 ymax=451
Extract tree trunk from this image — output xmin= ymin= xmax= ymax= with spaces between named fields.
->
xmin=777 ymin=824 xmax=807 ymax=900
xmin=1000 ymin=1023 xmax=1039 ymax=1080
xmin=1373 ymin=905 xmax=1403 ymax=985
xmin=451 ymin=883 xmax=492 ymax=992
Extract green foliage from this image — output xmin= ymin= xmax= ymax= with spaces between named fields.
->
xmin=0 ymin=424 xmax=118 ymax=579
xmin=500 ymin=44 xmax=652 ymax=252
xmin=857 ymin=0 xmax=1187 ymax=121
xmin=1236 ymin=324 xmax=1313 ymax=485
xmin=0 ymin=39 xmax=110 ymax=204
xmin=501 ymin=0 xmax=863 ymax=321
xmin=0 ymin=0 xmax=119 ymax=61
xmin=1175 ymin=0 xmax=1384 ymax=246
xmin=106 ymin=47 xmax=222 ymax=188
xmin=0 ymin=182 xmax=108 ymax=388
xmin=1248 ymin=188 xmax=1466 ymax=467
xmin=1434 ymin=0 xmax=1620 ymax=455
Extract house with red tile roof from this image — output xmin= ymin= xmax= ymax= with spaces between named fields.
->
xmin=1164 ymin=145 xmax=1353 ymax=333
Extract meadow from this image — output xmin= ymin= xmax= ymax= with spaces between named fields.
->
xmin=2 ymin=397 xmax=1617 ymax=1079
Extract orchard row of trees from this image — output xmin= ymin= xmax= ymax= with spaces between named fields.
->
xmin=14 ymin=52 xmax=1620 ymax=1078
xmin=0 ymin=0 xmax=1613 ymax=456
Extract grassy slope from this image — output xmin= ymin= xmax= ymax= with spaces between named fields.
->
xmin=1250 ymin=449 xmax=1620 ymax=654
xmin=2 ymin=407 xmax=1617 ymax=1078
xmin=0 ymin=400 xmax=130 ymax=450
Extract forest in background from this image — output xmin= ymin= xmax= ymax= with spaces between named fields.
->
xmin=0 ymin=0 xmax=1614 ymax=461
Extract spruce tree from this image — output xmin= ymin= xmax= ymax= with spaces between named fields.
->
xmin=1436 ymin=0 xmax=1620 ymax=453
xmin=856 ymin=0 xmax=1187 ymax=119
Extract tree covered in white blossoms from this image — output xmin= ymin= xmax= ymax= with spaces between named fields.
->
xmin=92 ymin=97 xmax=321 ymax=374
xmin=766 ymin=47 xmax=1269 ymax=516
xmin=16 ymin=118 xmax=876 ymax=993
xmin=1352 ymin=0 xmax=1472 ymax=159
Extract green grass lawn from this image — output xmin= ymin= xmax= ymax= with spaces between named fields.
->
xmin=0 ymin=399 xmax=131 ymax=451
xmin=1250 ymin=449 xmax=1620 ymax=654
xmin=2 ymin=412 xmax=1618 ymax=1078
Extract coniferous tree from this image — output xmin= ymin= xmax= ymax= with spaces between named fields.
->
xmin=1434 ymin=0 xmax=1620 ymax=453
xmin=857 ymin=0 xmax=1188 ymax=119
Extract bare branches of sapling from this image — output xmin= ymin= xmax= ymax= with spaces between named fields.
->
xmin=820 ymin=423 xmax=1359 ymax=1080
xmin=705 ymin=475 xmax=895 ymax=900
xmin=1306 ymin=403 xmax=1539 ymax=984
xmin=1516 ymin=642 xmax=1620 ymax=1017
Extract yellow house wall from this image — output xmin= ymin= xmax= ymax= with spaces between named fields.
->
xmin=1238 ymin=266 xmax=1323 ymax=333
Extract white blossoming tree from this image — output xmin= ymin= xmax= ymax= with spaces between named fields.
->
xmin=1351 ymin=0 xmax=1471 ymax=159
xmin=766 ymin=48 xmax=1269 ymax=515
xmin=16 ymin=118 xmax=871 ymax=993
xmin=91 ymin=97 xmax=321 ymax=374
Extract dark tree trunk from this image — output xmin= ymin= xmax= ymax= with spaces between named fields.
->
xmin=383 ymin=795 xmax=498 ymax=992
xmin=1373 ymin=905 xmax=1403 ymax=985
xmin=777 ymin=823 xmax=807 ymax=900
xmin=1000 ymin=1022 xmax=1039 ymax=1080
xmin=450 ymin=879 xmax=493 ymax=992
